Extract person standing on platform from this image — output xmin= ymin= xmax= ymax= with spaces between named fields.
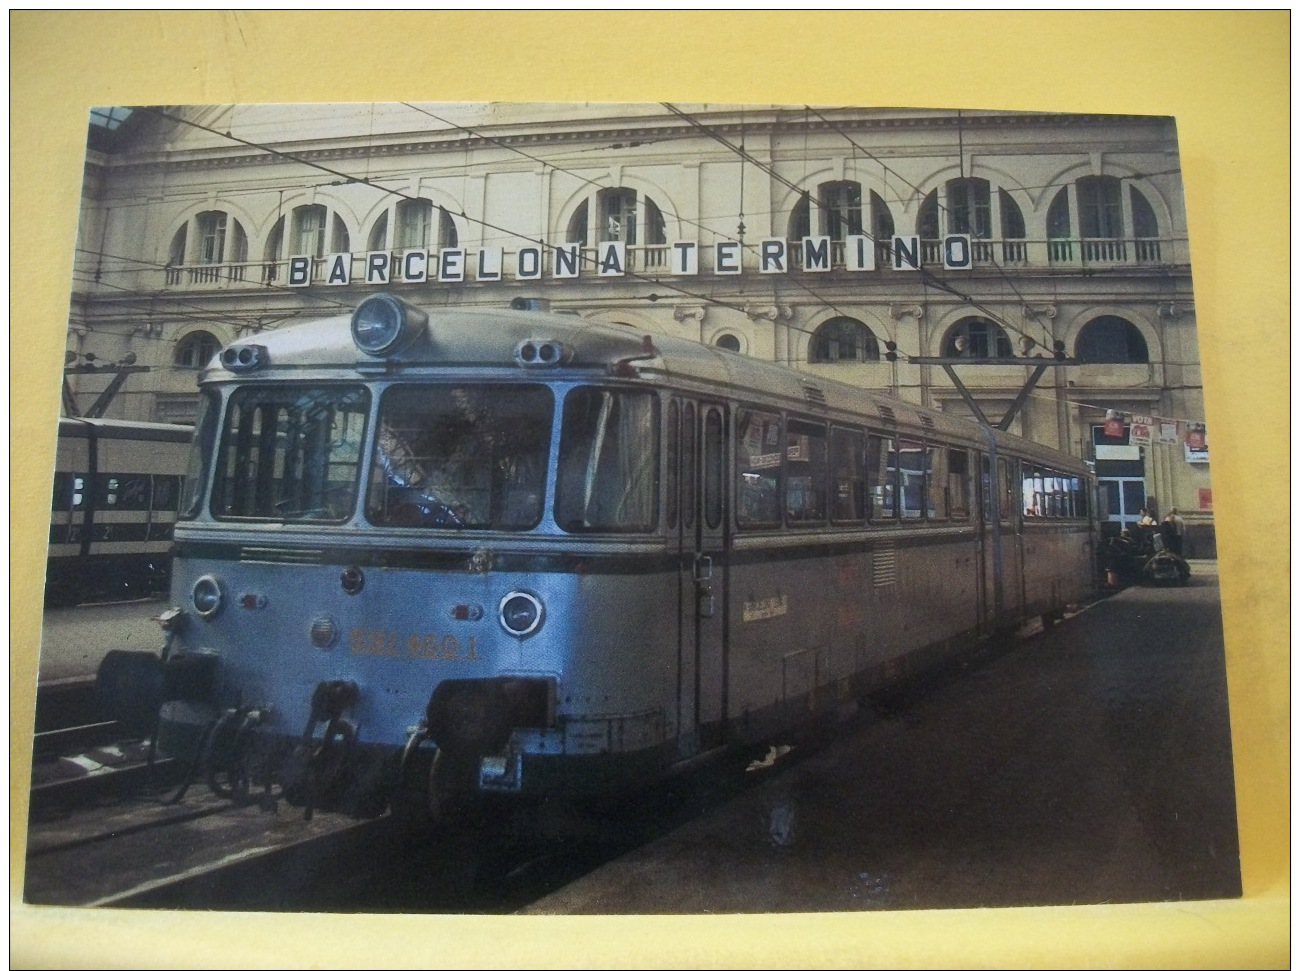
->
xmin=1162 ymin=508 xmax=1186 ymax=556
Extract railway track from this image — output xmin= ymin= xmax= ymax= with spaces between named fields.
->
xmin=21 ymin=607 xmax=1071 ymax=913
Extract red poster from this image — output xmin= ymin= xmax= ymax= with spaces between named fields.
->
xmin=1104 ymin=417 xmax=1125 ymax=439
xmin=1199 ymin=488 xmax=1213 ymax=510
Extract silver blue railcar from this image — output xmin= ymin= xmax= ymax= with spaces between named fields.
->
xmin=106 ymin=295 xmax=1097 ymax=819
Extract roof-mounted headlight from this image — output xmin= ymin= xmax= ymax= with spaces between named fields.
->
xmin=221 ymin=345 xmax=268 ymax=372
xmin=351 ymin=294 xmax=427 ymax=357
xmin=514 ymin=339 xmax=569 ymax=368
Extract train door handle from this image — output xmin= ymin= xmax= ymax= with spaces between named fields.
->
xmin=694 ymin=555 xmax=715 ymax=618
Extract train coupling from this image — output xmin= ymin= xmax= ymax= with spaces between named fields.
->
xmin=478 ymin=747 xmax=523 ymax=792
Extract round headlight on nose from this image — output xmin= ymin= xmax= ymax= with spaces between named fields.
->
xmin=351 ymin=294 xmax=427 ymax=356
xmin=499 ymin=591 xmax=544 ymax=638
xmin=192 ymin=575 xmax=224 ymax=619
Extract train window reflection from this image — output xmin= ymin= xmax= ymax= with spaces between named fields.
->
xmin=556 ymin=388 xmax=658 ymax=533
xmin=925 ymin=446 xmax=945 ymax=520
xmin=948 ymin=449 xmax=971 ymax=519
xmin=737 ymin=409 xmax=782 ymax=527
xmin=897 ymin=438 xmax=925 ymax=519
xmin=786 ymin=419 xmax=827 ymax=524
xmin=867 ymin=434 xmax=895 ymax=520
xmin=369 ymin=384 xmax=552 ymax=530
xmin=212 ymin=386 xmax=370 ymax=522
xmin=180 ymin=389 xmax=220 ymax=519
xmin=831 ymin=427 xmax=866 ymax=522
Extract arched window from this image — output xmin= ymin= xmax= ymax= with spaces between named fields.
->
xmin=1047 ymin=177 xmax=1162 ymax=262
xmin=368 ymin=211 xmax=389 ymax=251
xmin=999 ymin=189 xmax=1025 ymax=238
xmin=942 ymin=317 xmax=1014 ymax=359
xmin=715 ymin=334 xmax=742 ymax=353
xmin=1078 ymin=176 xmax=1123 ymax=238
xmin=1075 ymin=315 xmax=1149 ymax=363
xmin=566 ymin=201 xmax=589 ymax=244
xmin=393 ymin=199 xmax=458 ymax=250
xmin=917 ymin=190 xmax=939 ymax=240
xmin=947 ymin=178 xmax=991 ymax=237
xmin=810 ymin=317 xmax=880 ymax=363
xmin=166 ymin=211 xmax=248 ymax=283
xmin=789 ymin=182 xmax=892 ymax=242
xmin=568 ymin=188 xmax=667 ymax=246
xmin=175 ymin=331 xmax=221 ymax=369
xmin=292 ymin=205 xmax=328 ymax=259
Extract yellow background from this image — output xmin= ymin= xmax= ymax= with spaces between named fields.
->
xmin=10 ymin=11 xmax=1289 ymax=968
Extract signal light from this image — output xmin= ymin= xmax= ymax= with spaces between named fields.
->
xmin=885 ymin=341 xmax=898 ymax=362
xmin=1053 ymin=340 xmax=1067 ymax=361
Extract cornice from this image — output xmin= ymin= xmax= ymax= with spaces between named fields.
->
xmin=97 ymin=110 xmax=1173 ymax=176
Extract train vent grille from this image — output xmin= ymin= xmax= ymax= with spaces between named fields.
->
xmin=240 ymin=547 xmax=325 ymax=565
xmin=872 ymin=543 xmax=898 ymax=586
xmin=918 ymin=414 xmax=935 ymax=429
xmin=802 ymin=386 xmax=828 ymax=408
xmin=877 ymin=405 xmax=896 ymax=422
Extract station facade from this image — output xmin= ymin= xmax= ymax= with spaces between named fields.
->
xmin=65 ymin=103 xmax=1213 ymax=552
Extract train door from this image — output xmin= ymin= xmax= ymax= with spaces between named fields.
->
xmin=975 ymin=452 xmax=992 ymax=632
xmin=1003 ymin=456 xmax=1027 ymax=620
xmin=671 ymin=398 xmax=729 ymax=758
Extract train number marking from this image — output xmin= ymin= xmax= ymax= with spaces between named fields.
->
xmin=742 ymin=594 xmax=788 ymax=622
xmin=349 ymin=628 xmax=478 ymax=661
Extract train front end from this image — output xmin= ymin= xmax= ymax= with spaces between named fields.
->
xmin=110 ymin=297 xmax=675 ymax=820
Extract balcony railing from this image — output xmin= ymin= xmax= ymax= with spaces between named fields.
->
xmin=149 ymin=234 xmax=1177 ymax=292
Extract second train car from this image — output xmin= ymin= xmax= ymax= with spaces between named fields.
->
xmin=47 ymin=417 xmax=193 ymax=606
xmin=109 ymin=295 xmax=1097 ymax=820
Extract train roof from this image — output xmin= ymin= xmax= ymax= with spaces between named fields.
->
xmin=214 ymin=305 xmax=1088 ymax=472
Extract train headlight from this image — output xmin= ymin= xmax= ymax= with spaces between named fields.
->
xmin=499 ymin=591 xmax=544 ymax=638
xmin=192 ymin=575 xmax=225 ymax=620
xmin=351 ymin=294 xmax=427 ymax=356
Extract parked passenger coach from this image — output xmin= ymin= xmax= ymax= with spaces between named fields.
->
xmin=100 ymin=295 xmax=1097 ymax=821
xmin=47 ymin=417 xmax=192 ymax=606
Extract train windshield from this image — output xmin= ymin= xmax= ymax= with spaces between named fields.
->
xmin=210 ymin=386 xmax=370 ymax=522
xmin=366 ymin=384 xmax=552 ymax=530
xmin=555 ymin=388 xmax=659 ymax=532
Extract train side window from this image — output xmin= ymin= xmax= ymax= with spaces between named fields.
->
xmin=898 ymin=438 xmax=925 ymax=520
xmin=704 ymin=407 xmax=723 ymax=530
xmin=152 ymin=475 xmax=180 ymax=512
xmin=980 ymin=455 xmax=993 ymax=520
xmin=1022 ymin=465 xmax=1045 ymax=517
xmin=666 ymin=400 xmax=679 ymax=531
xmin=786 ymin=419 xmax=827 ymax=525
xmin=682 ymin=403 xmax=697 ymax=530
xmin=831 ymin=427 xmax=866 ymax=523
xmin=867 ymin=433 xmax=896 ymax=521
xmin=52 ymin=472 xmax=79 ymax=512
xmin=736 ymin=408 xmax=782 ymax=527
xmin=556 ymin=388 xmax=658 ymax=533
xmin=97 ymin=473 xmax=152 ymax=511
xmin=925 ymin=445 xmax=946 ymax=520
xmin=948 ymin=448 xmax=971 ymax=519
xmin=180 ymin=389 xmax=220 ymax=520
xmin=999 ymin=458 xmax=1014 ymax=523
